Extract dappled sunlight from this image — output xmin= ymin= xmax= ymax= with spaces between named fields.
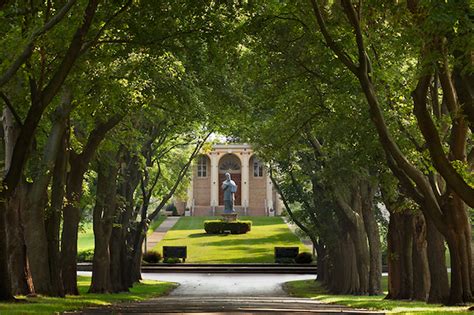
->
xmin=0 ymin=276 xmax=177 ymax=314
xmin=284 ymin=280 xmax=472 ymax=314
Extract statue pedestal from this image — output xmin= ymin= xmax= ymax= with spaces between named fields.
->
xmin=221 ymin=213 xmax=238 ymax=222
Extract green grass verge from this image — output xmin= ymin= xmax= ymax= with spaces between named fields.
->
xmin=78 ymin=223 xmax=94 ymax=251
xmin=152 ymin=216 xmax=310 ymax=263
xmin=283 ymin=278 xmax=472 ymax=314
xmin=147 ymin=215 xmax=168 ymax=236
xmin=78 ymin=216 xmax=168 ymax=251
xmin=0 ymin=276 xmax=177 ymax=315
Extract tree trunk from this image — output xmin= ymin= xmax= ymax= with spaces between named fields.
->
xmin=361 ymin=183 xmax=382 ymax=295
xmin=443 ymin=193 xmax=473 ymax=305
xmin=130 ymin=220 xmax=148 ymax=284
xmin=45 ymin=125 xmax=68 ymax=297
xmin=61 ymin=116 xmax=124 ymax=295
xmin=411 ymin=213 xmax=430 ymax=301
xmin=386 ymin=211 xmax=414 ymax=300
xmin=110 ymin=153 xmax=140 ymax=292
xmin=23 ymin=101 xmax=71 ymax=296
xmin=1 ymin=107 xmax=19 ymax=299
xmin=328 ymin=231 xmax=359 ymax=294
xmin=314 ymin=240 xmax=327 ymax=282
xmin=89 ymin=153 xmax=119 ymax=293
xmin=425 ymin=214 xmax=449 ymax=303
xmin=0 ymin=200 xmax=13 ymax=300
xmin=60 ymin=158 xmax=85 ymax=295
xmin=6 ymin=183 xmax=34 ymax=295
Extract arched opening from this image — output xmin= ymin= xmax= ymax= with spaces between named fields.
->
xmin=218 ymin=153 xmax=241 ymax=206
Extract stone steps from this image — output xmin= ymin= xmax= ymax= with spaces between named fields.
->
xmin=77 ymin=263 xmax=318 ymax=274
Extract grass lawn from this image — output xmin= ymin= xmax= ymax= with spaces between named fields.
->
xmin=147 ymin=215 xmax=168 ymax=236
xmin=152 ymin=216 xmax=310 ymax=263
xmin=283 ymin=277 xmax=472 ymax=314
xmin=78 ymin=215 xmax=168 ymax=251
xmin=0 ymin=276 xmax=177 ymax=315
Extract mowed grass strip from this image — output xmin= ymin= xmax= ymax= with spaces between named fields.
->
xmin=283 ymin=279 xmax=472 ymax=315
xmin=0 ymin=276 xmax=177 ymax=315
xmin=152 ymin=216 xmax=309 ymax=263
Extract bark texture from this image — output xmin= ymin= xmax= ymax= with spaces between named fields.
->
xmin=89 ymin=153 xmax=119 ymax=293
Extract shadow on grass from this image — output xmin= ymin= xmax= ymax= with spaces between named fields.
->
xmin=199 ymin=232 xmax=303 ymax=247
xmin=169 ymin=217 xmax=286 ymax=230
xmin=187 ymin=233 xmax=229 ymax=238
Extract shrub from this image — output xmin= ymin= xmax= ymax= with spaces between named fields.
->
xmin=276 ymin=257 xmax=295 ymax=264
xmin=143 ymin=251 xmax=162 ymax=263
xmin=295 ymin=252 xmax=314 ymax=264
xmin=204 ymin=220 xmax=252 ymax=234
xmin=163 ymin=257 xmax=181 ymax=264
xmin=165 ymin=203 xmax=178 ymax=216
xmin=77 ymin=249 xmax=94 ymax=262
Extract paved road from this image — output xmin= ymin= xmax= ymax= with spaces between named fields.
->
xmin=146 ymin=273 xmax=316 ymax=296
xmin=79 ymin=272 xmax=315 ymax=296
xmin=76 ymin=272 xmax=383 ymax=314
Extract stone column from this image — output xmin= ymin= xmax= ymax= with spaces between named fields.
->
xmin=241 ymin=152 xmax=250 ymax=215
xmin=210 ymin=152 xmax=219 ymax=212
xmin=266 ymin=173 xmax=274 ymax=216
xmin=186 ymin=176 xmax=193 ymax=215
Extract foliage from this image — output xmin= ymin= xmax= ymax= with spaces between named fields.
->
xmin=204 ymin=220 xmax=252 ymax=234
xmin=77 ymin=249 xmax=95 ymax=263
xmin=165 ymin=204 xmax=179 ymax=216
xmin=294 ymin=252 xmax=314 ymax=264
xmin=142 ymin=251 xmax=162 ymax=264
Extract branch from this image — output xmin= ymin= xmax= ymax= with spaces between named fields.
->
xmin=412 ymin=74 xmax=474 ymax=207
xmin=0 ymin=0 xmax=78 ymax=87
xmin=341 ymin=0 xmax=368 ymax=75
xmin=41 ymin=0 xmax=99 ymax=106
xmin=269 ymin=168 xmax=319 ymax=246
xmin=80 ymin=0 xmax=133 ymax=53
xmin=0 ymin=92 xmax=22 ymax=126
xmin=79 ymin=114 xmax=125 ymax=165
xmin=309 ymin=0 xmax=358 ymax=74
xmin=147 ymin=132 xmax=212 ymax=221
xmin=385 ymin=151 xmax=425 ymax=204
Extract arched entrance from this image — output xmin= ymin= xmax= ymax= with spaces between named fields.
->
xmin=218 ymin=154 xmax=241 ymax=206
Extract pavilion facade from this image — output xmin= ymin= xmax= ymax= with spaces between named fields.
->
xmin=186 ymin=144 xmax=282 ymax=216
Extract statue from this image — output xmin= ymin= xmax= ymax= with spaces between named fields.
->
xmin=221 ymin=172 xmax=237 ymax=214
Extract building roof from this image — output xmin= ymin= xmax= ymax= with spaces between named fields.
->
xmin=212 ymin=143 xmax=252 ymax=150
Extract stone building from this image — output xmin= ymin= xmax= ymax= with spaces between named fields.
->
xmin=186 ymin=143 xmax=282 ymax=216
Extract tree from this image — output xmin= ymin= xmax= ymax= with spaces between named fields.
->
xmin=310 ymin=0 xmax=472 ymax=304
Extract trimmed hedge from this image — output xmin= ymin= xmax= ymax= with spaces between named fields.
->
xmin=77 ymin=249 xmax=94 ymax=262
xmin=204 ymin=220 xmax=252 ymax=234
xmin=295 ymin=252 xmax=314 ymax=264
xmin=143 ymin=251 xmax=162 ymax=263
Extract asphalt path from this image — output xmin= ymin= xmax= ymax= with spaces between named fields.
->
xmin=78 ymin=271 xmax=315 ymax=296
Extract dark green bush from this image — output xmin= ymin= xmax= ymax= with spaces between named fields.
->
xmin=163 ymin=257 xmax=181 ymax=264
xmin=77 ymin=249 xmax=94 ymax=262
xmin=143 ymin=251 xmax=162 ymax=263
xmin=165 ymin=203 xmax=179 ymax=216
xmin=295 ymin=252 xmax=314 ymax=264
xmin=276 ymin=257 xmax=295 ymax=264
xmin=204 ymin=220 xmax=252 ymax=234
